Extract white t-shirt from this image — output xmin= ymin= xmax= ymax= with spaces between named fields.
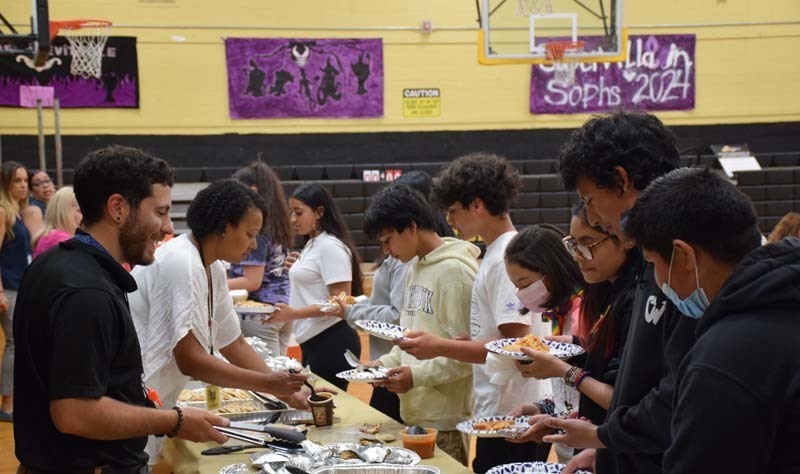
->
xmin=289 ymin=231 xmax=353 ymax=344
xmin=471 ymin=231 xmax=548 ymax=417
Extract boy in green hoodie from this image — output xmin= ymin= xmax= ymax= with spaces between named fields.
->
xmin=364 ymin=184 xmax=477 ymax=465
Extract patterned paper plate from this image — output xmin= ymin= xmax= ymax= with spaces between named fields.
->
xmin=354 ymin=320 xmax=408 ymax=341
xmin=485 ymin=338 xmax=585 ymax=361
xmin=456 ymin=416 xmax=530 ymax=438
xmin=487 ymin=462 xmax=591 ymax=474
xmin=336 ymin=366 xmax=390 ymax=382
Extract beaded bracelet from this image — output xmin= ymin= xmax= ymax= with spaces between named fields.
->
xmin=574 ymin=370 xmax=591 ymax=389
xmin=167 ymin=405 xmax=183 ymax=438
xmin=563 ymin=366 xmax=582 ymax=388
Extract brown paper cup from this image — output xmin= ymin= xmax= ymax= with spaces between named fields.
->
xmin=308 ymin=392 xmax=334 ymax=427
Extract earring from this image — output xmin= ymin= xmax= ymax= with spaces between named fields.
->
xmin=116 ymin=216 xmax=121 ymax=222
xmin=222 ymin=232 xmax=226 ymax=238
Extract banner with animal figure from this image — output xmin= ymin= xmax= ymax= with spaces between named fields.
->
xmin=0 ymin=36 xmax=139 ymax=108
xmin=225 ymin=38 xmax=383 ymax=119
xmin=531 ymin=34 xmax=695 ymax=114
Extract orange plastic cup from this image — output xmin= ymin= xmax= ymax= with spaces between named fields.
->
xmin=401 ymin=427 xmax=438 ymax=459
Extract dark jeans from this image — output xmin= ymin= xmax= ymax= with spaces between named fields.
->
xmin=473 ymin=437 xmax=551 ymax=474
xmin=369 ymin=385 xmax=402 ymax=423
xmin=300 ymin=320 xmax=361 ymax=391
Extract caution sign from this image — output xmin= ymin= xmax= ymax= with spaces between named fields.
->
xmin=403 ymin=88 xmax=440 ymax=118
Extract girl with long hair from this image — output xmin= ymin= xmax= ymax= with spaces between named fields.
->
xmin=228 ymin=162 xmax=294 ymax=356
xmin=510 ymin=202 xmax=640 ymax=433
xmin=270 ymin=183 xmax=363 ymax=390
xmin=0 ymin=161 xmax=35 ymax=420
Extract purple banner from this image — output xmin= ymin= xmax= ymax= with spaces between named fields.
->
xmin=225 ymin=38 xmax=383 ymax=119
xmin=531 ymin=34 xmax=695 ymax=114
xmin=0 ymin=36 xmax=139 ymax=108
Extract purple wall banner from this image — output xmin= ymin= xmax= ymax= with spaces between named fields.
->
xmin=225 ymin=38 xmax=383 ymax=119
xmin=531 ymin=34 xmax=695 ymax=114
xmin=0 ymin=36 xmax=139 ymax=108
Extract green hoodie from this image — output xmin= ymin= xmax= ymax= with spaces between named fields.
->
xmin=380 ymin=237 xmax=479 ymax=431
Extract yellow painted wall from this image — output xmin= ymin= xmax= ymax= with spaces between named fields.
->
xmin=1 ymin=0 xmax=799 ymax=135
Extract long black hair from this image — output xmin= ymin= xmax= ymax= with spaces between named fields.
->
xmin=232 ymin=161 xmax=293 ymax=249
xmin=291 ymin=183 xmax=363 ymax=295
xmin=504 ymin=224 xmax=585 ymax=311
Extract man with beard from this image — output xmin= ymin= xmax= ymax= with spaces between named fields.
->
xmin=13 ymin=146 xmax=230 ymax=473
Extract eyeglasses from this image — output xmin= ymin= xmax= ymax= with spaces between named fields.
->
xmin=562 ymin=235 xmax=612 ymax=261
xmin=31 ymin=178 xmax=52 ymax=188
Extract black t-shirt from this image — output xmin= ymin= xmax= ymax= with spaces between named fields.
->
xmin=13 ymin=236 xmax=150 ymax=471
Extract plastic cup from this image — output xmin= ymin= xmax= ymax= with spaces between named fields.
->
xmin=401 ymin=427 xmax=438 ymax=459
xmin=307 ymin=392 xmax=335 ymax=427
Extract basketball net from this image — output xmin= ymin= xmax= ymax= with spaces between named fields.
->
xmin=517 ymin=0 xmax=553 ymax=15
xmin=545 ymin=40 xmax=585 ymax=86
xmin=51 ymin=20 xmax=112 ymax=79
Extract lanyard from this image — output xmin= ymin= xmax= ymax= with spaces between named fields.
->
xmin=197 ymin=237 xmax=214 ymax=356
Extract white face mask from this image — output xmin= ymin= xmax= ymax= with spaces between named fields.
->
xmin=516 ymin=279 xmax=551 ymax=313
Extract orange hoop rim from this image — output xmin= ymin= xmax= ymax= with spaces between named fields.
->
xmin=49 ymin=19 xmax=112 ymax=39
xmin=545 ymin=40 xmax=586 ymax=61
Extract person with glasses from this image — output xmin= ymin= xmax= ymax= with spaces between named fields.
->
xmin=509 ymin=201 xmax=640 ymax=442
xmin=27 ymin=169 xmax=55 ymax=215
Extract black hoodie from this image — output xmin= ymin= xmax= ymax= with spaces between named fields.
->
xmin=664 ymin=237 xmax=800 ymax=473
xmin=596 ymin=250 xmax=698 ymax=474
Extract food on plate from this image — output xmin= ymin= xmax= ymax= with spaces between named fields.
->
xmin=359 ymin=423 xmax=382 ymax=434
xmin=473 ymin=419 xmax=515 ymax=431
xmin=234 ymin=300 xmax=274 ymax=309
xmin=328 ymin=291 xmax=357 ymax=305
xmin=503 ymin=334 xmax=550 ymax=353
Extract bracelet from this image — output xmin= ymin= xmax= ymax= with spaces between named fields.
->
xmin=574 ymin=370 xmax=591 ymax=389
xmin=167 ymin=406 xmax=183 ymax=438
xmin=563 ymin=366 xmax=582 ymax=388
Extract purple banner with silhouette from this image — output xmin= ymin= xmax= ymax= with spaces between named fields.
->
xmin=531 ymin=34 xmax=695 ymax=114
xmin=225 ymin=37 xmax=383 ymax=119
xmin=0 ymin=36 xmax=138 ymax=108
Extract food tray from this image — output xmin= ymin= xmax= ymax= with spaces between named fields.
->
xmin=312 ymin=467 xmax=440 ymax=474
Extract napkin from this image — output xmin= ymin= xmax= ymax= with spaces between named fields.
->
xmin=486 ymin=351 xmax=521 ymax=385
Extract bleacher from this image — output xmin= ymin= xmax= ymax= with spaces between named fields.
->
xmin=169 ymin=153 xmax=800 ymax=262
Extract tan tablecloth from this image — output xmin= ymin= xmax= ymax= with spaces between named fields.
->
xmin=163 ymin=384 xmax=471 ymax=474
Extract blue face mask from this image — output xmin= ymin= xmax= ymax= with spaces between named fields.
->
xmin=660 ymin=248 xmax=710 ymax=319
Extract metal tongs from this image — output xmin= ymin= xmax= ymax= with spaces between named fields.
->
xmin=248 ymin=390 xmax=290 ymax=410
xmin=214 ymin=426 xmax=306 ymax=454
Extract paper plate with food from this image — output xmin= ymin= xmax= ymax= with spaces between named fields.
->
xmin=456 ymin=416 xmax=530 ymax=438
xmin=233 ymin=300 xmax=276 ymax=315
xmin=336 ymin=366 xmax=391 ymax=382
xmin=485 ymin=334 xmax=584 ymax=361
xmin=354 ymin=320 xmax=408 ymax=341
xmin=316 ymin=292 xmax=368 ymax=312
xmin=487 ymin=462 xmax=591 ymax=474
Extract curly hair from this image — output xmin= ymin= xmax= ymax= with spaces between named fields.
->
xmin=767 ymin=212 xmax=800 ymax=243
xmin=558 ymin=111 xmax=680 ymax=192
xmin=232 ymin=161 xmax=293 ymax=248
xmin=74 ymin=146 xmax=174 ymax=226
xmin=186 ymin=179 xmax=267 ymax=240
xmin=433 ymin=152 xmax=520 ymax=216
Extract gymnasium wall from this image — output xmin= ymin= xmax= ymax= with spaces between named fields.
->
xmin=1 ymin=0 xmax=799 ymax=139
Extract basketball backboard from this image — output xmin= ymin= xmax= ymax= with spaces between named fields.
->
xmin=478 ymin=0 xmax=626 ymax=65
xmin=0 ymin=0 xmax=50 ymax=67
